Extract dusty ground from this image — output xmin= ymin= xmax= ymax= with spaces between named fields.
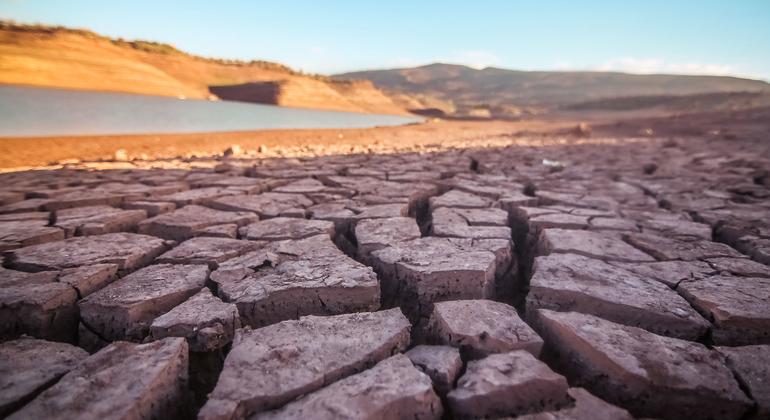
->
xmin=1 ymin=109 xmax=769 ymax=419
xmin=0 ymin=119 xmax=578 ymax=171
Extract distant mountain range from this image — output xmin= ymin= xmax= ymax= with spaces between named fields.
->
xmin=336 ymin=63 xmax=770 ymax=118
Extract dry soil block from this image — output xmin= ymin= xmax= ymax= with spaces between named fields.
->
xmin=53 ymin=205 xmax=146 ymax=237
xmin=56 ymin=264 xmax=118 ymax=297
xmin=123 ymin=200 xmax=176 ymax=217
xmin=678 ymin=275 xmax=770 ymax=345
xmin=0 ymin=338 xmax=88 ymax=417
xmin=138 ymin=204 xmax=257 ymax=241
xmin=211 ymin=234 xmax=379 ymax=327
xmin=0 ymin=278 xmax=78 ymax=342
xmin=199 ymin=308 xmax=411 ymax=419
xmin=151 ymin=187 xmax=235 ymax=207
xmin=0 ymin=219 xmax=63 ymax=251
xmin=530 ymin=212 xmax=590 ymax=230
xmin=207 ymin=192 xmax=312 ymax=218
xmin=609 ymin=260 xmax=715 ymax=288
xmin=533 ymin=309 xmax=751 ymax=419
xmin=537 ymin=228 xmax=655 ymax=262
xmin=527 ymin=253 xmax=709 ymax=340
xmin=428 ymin=299 xmax=543 ymax=359
xmin=447 ymin=350 xmax=570 ymax=418
xmin=429 ymin=190 xmax=493 ymax=211
xmin=2 ymin=232 xmax=168 ymax=273
xmin=8 ymin=338 xmax=190 ymax=420
xmin=354 ymin=216 xmax=421 ymax=260
xmin=406 ymin=345 xmax=463 ymax=395
xmin=79 ymin=263 xmax=209 ymax=345
xmin=258 ymin=354 xmax=442 ymax=420
xmin=150 ymin=288 xmax=241 ymax=352
xmin=717 ymin=345 xmax=770 ymax=420
xmin=707 ymin=257 xmax=770 ymax=278
xmin=238 ymin=217 xmax=334 ymax=242
xmin=514 ymin=388 xmax=634 ymax=420
xmin=430 ymin=207 xmax=511 ymax=240
xmin=624 ymin=232 xmax=744 ymax=261
xmin=155 ymin=236 xmax=260 ymax=269
xmin=370 ymin=237 xmax=498 ymax=319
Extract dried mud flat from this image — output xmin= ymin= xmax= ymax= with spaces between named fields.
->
xmin=1 ymin=114 xmax=770 ymax=420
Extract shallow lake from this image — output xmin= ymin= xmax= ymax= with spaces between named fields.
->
xmin=0 ymin=85 xmax=422 ymax=137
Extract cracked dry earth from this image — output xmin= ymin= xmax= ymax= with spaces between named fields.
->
xmin=1 ymin=134 xmax=769 ymax=420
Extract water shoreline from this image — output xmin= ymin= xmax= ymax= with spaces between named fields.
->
xmin=0 ymin=84 xmax=421 ymax=137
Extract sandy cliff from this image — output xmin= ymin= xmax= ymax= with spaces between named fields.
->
xmin=0 ymin=22 xmax=410 ymax=115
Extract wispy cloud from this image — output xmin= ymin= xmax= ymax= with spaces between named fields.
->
xmin=595 ymin=57 xmax=736 ymax=76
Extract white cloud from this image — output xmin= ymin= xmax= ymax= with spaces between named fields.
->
xmin=595 ymin=57 xmax=736 ymax=76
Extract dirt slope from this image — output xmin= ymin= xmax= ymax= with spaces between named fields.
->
xmin=0 ymin=22 xmax=409 ymax=115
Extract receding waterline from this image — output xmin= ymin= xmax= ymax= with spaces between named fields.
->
xmin=0 ymin=85 xmax=422 ymax=137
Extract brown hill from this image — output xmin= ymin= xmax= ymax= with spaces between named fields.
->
xmin=336 ymin=63 xmax=770 ymax=118
xmin=564 ymin=91 xmax=770 ymax=113
xmin=0 ymin=22 xmax=410 ymax=115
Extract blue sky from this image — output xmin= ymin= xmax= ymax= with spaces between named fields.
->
xmin=2 ymin=0 xmax=769 ymax=80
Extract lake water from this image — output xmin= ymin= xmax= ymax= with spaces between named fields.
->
xmin=0 ymin=85 xmax=422 ymax=137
